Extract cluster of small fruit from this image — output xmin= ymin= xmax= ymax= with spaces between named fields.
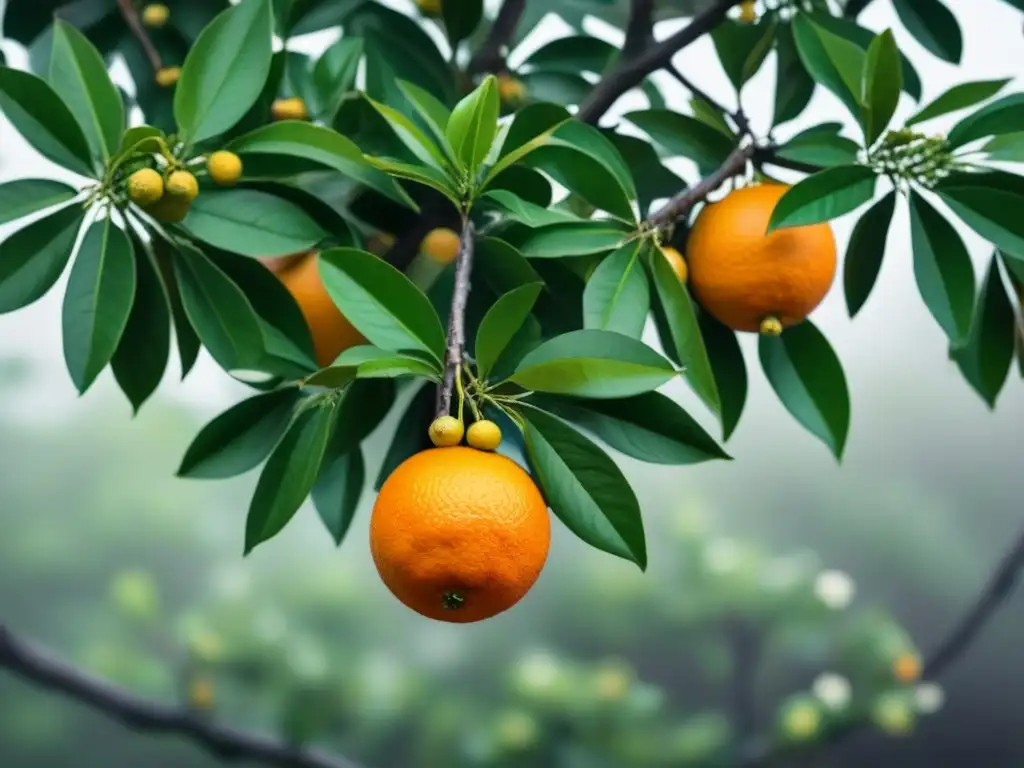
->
xmin=125 ymin=150 xmax=243 ymax=223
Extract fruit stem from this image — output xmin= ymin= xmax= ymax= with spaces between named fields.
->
xmin=760 ymin=316 xmax=783 ymax=336
xmin=441 ymin=591 xmax=466 ymax=611
xmin=436 ymin=216 xmax=476 ymax=418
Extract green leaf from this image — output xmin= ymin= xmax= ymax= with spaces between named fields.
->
xmin=476 ymin=283 xmax=543 ymax=381
xmin=185 ymin=189 xmax=327 ymax=258
xmin=375 ymin=383 xmax=434 ymax=489
xmin=482 ymin=190 xmax=580 ymax=227
xmin=759 ymin=320 xmax=850 ymax=459
xmin=517 ymin=221 xmax=631 ymax=258
xmin=844 ymin=190 xmax=897 ymax=318
xmin=511 ymin=329 xmax=676 ymax=398
xmin=442 ymin=0 xmax=482 ymax=44
xmin=61 ymin=217 xmax=135 ymax=394
xmin=172 ymin=244 xmax=266 ymax=372
xmin=768 ymin=165 xmax=877 ymax=231
xmin=312 ymin=446 xmax=365 ymax=546
xmin=892 ymin=0 xmax=962 ymax=63
xmin=624 ymin=109 xmax=736 ymax=175
xmin=245 ymin=396 xmax=336 ymax=554
xmin=0 ymin=179 xmax=78 ymax=225
xmin=228 ymin=121 xmax=416 ymax=209
xmin=49 ymin=20 xmax=123 ymax=163
xmin=0 ymin=66 xmax=94 ymax=176
xmin=861 ymin=30 xmax=902 ymax=145
xmin=325 ymin=378 xmax=397 ymax=456
xmin=775 ymin=23 xmax=816 ymax=125
xmin=583 ymin=241 xmax=650 ymax=339
xmin=699 ymin=312 xmax=747 ymax=441
xmin=934 ymin=171 xmax=1024 ymax=259
xmin=174 ymin=0 xmax=274 ymax=143
xmin=318 ymin=247 xmax=446 ymax=364
xmin=536 ymin=392 xmax=729 ymax=465
xmin=521 ymin=35 xmax=616 ymax=75
xmin=604 ymin=131 xmax=686 ymax=220
xmin=791 ymin=15 xmax=864 ymax=119
xmin=312 ymin=36 xmax=363 ymax=122
xmin=178 ymin=388 xmax=300 ymax=478
xmin=952 ymin=255 xmax=1015 ymax=408
xmin=397 ymin=79 xmax=454 ymax=156
xmin=648 ymin=243 xmax=721 ymax=417
xmin=947 ymin=94 xmax=1024 ymax=149
xmin=776 ymin=129 xmax=860 ymax=168
xmin=111 ymin=236 xmax=172 ymax=413
xmin=324 ymin=349 xmax=440 ymax=382
xmin=906 ymin=79 xmax=1011 ymax=127
xmin=364 ymin=156 xmax=461 ymax=203
xmin=496 ymin=103 xmax=569 ymax=161
xmin=908 ymin=191 xmax=976 ymax=345
xmin=365 ymin=96 xmax=450 ymax=171
xmin=982 ymin=132 xmax=1024 ymax=161
xmin=446 ymin=75 xmax=500 ymax=176
xmin=522 ymin=408 xmax=646 ymax=569
xmin=0 ymin=203 xmax=83 ymax=313
xmin=711 ymin=17 xmax=777 ymax=91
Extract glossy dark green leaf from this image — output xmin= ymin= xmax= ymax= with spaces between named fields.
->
xmin=446 ymin=75 xmax=500 ymax=176
xmin=365 ymin=95 xmax=450 ymax=171
xmin=318 ymin=247 xmax=446 ymax=364
xmin=862 ymin=30 xmax=902 ymax=145
xmin=0 ymin=66 xmax=94 ymax=176
xmin=245 ymin=396 xmax=336 ymax=553
xmin=537 ymin=392 xmax=729 ymax=465
xmin=442 ymin=0 xmax=482 ymax=44
xmin=952 ymin=255 xmax=1015 ymax=407
xmin=711 ymin=17 xmax=776 ymax=91
xmin=791 ymin=15 xmax=864 ymax=119
xmin=648 ymin=244 xmax=720 ymax=416
xmin=907 ymin=79 xmax=1011 ymax=127
xmin=0 ymin=179 xmax=77 ymax=225
xmin=0 ymin=203 xmax=83 ymax=313
xmin=583 ymin=241 xmax=649 ymax=338
xmin=603 ymin=131 xmax=686 ymax=219
xmin=518 ymin=71 xmax=591 ymax=107
xmin=511 ymin=329 xmax=676 ymax=398
xmin=286 ymin=0 xmax=363 ymax=35
xmin=312 ymin=36 xmax=363 ymax=123
xmin=312 ymin=446 xmax=365 ymax=545
xmin=178 ymin=388 xmax=300 ymax=478
xmin=522 ymin=408 xmax=646 ymax=569
xmin=485 ymin=103 xmax=569 ymax=185
xmin=175 ymin=0 xmax=274 ymax=143
xmin=228 ymin=121 xmax=415 ymax=209
xmin=482 ymin=190 xmax=579 ymax=227
xmin=774 ymin=22 xmax=816 ymax=125
xmin=172 ymin=244 xmax=266 ymax=372
xmin=49 ymin=20 xmax=123 ymax=162
xmin=476 ymin=283 xmax=543 ymax=381
xmin=625 ymin=109 xmax=735 ymax=175
xmin=522 ymin=35 xmax=616 ymax=74
xmin=982 ymin=132 xmax=1024 ymax=161
xmin=768 ymin=165 xmax=877 ymax=231
xmin=518 ymin=221 xmax=631 ymax=258
xmin=364 ymin=156 xmax=460 ymax=203
xmin=375 ymin=383 xmax=435 ymax=489
xmin=185 ymin=189 xmax=327 ymax=258
xmin=935 ymin=171 xmax=1024 ymax=257
xmin=61 ymin=217 xmax=136 ymax=393
xmin=845 ymin=190 xmax=896 ymax=318
xmin=155 ymin=247 xmax=201 ymax=379
xmin=776 ymin=129 xmax=860 ymax=168
xmin=892 ymin=0 xmax=962 ymax=63
xmin=310 ymin=346 xmax=439 ymax=382
xmin=111 ymin=236 xmax=171 ymax=414
xmin=397 ymin=79 xmax=454 ymax=158
xmin=699 ymin=312 xmax=747 ymax=441
xmin=908 ymin=191 xmax=976 ymax=345
xmin=947 ymin=94 xmax=1024 ymax=149
xmin=759 ymin=320 xmax=850 ymax=459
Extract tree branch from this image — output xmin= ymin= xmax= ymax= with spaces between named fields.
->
xmin=436 ymin=217 xmax=476 ymax=417
xmin=0 ymin=624 xmax=366 ymax=768
xmin=577 ymin=0 xmax=740 ymax=124
xmin=646 ymin=144 xmax=754 ymax=231
xmin=467 ymin=0 xmax=527 ymax=76
xmin=116 ymin=0 xmax=164 ymax=72
xmin=622 ymin=0 xmax=656 ymax=60
xmin=667 ymin=63 xmax=751 ymax=136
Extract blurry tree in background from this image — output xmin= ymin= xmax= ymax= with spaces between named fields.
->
xmin=2 ymin=0 xmax=1024 ymax=766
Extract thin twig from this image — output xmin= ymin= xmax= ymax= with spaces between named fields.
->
xmin=116 ymin=0 xmax=163 ymax=71
xmin=0 ymin=624 xmax=366 ymax=768
xmin=577 ymin=0 xmax=740 ymax=124
xmin=622 ymin=0 xmax=656 ymax=60
xmin=467 ymin=0 xmax=527 ymax=75
xmin=667 ymin=63 xmax=751 ymax=137
xmin=646 ymin=144 xmax=754 ymax=231
xmin=436 ymin=217 xmax=476 ymax=417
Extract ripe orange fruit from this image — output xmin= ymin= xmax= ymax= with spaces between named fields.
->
xmin=660 ymin=245 xmax=688 ymax=283
xmin=421 ymin=227 xmax=461 ymax=265
xmin=686 ymin=184 xmax=836 ymax=334
xmin=271 ymin=97 xmax=308 ymax=121
xmin=497 ymin=74 xmax=527 ymax=105
xmin=371 ymin=447 xmax=550 ymax=623
xmin=272 ymin=252 xmax=365 ymax=367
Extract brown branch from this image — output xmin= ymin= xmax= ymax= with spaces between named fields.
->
xmin=0 ymin=624 xmax=367 ymax=768
xmin=646 ymin=144 xmax=754 ymax=231
xmin=577 ymin=0 xmax=740 ymax=124
xmin=622 ymin=0 xmax=656 ymax=60
xmin=436 ymin=217 xmax=476 ymax=416
xmin=117 ymin=0 xmax=164 ymax=71
xmin=467 ymin=0 xmax=527 ymax=75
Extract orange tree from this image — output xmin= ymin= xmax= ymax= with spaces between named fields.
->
xmin=2 ymin=0 xmax=1024 ymax=761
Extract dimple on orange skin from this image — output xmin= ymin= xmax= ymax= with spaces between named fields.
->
xmin=371 ymin=447 xmax=551 ymax=623
xmin=687 ymin=184 xmax=837 ymax=333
